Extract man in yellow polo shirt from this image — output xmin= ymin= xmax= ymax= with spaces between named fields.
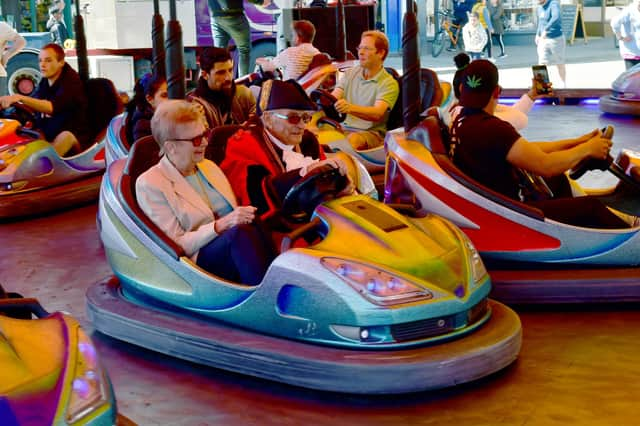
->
xmin=331 ymin=30 xmax=399 ymax=150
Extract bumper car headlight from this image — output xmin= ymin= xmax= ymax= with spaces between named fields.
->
xmin=461 ymin=234 xmax=487 ymax=284
xmin=321 ymin=257 xmax=433 ymax=306
xmin=66 ymin=328 xmax=110 ymax=423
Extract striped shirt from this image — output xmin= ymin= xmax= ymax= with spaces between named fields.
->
xmin=270 ymin=43 xmax=321 ymax=80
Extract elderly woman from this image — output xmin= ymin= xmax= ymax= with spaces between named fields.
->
xmin=135 ymin=100 xmax=274 ymax=285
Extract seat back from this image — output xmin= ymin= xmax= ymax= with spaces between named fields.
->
xmin=420 ymin=68 xmax=444 ymax=110
xmin=118 ymin=136 xmax=184 ymax=258
xmin=299 ymin=52 xmax=332 ymax=80
xmin=206 ymin=124 xmax=243 ymax=165
xmin=86 ymin=78 xmax=123 ymax=145
xmin=385 ymin=67 xmax=403 ymax=131
xmin=406 ymin=115 xmax=449 ymax=155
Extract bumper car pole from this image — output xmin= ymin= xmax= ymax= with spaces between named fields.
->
xmin=166 ymin=0 xmax=185 ymax=99
xmin=152 ymin=0 xmax=167 ymax=80
xmin=402 ymin=0 xmax=420 ymax=131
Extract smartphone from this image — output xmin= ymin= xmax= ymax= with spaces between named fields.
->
xmin=532 ymin=65 xmax=551 ymax=95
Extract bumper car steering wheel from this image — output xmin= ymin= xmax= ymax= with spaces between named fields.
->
xmin=1 ymin=103 xmax=37 ymax=127
xmin=310 ymin=89 xmax=346 ymax=123
xmin=281 ymin=164 xmax=349 ymax=223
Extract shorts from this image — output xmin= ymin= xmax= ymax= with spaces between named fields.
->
xmin=344 ymin=128 xmax=385 ymax=150
xmin=537 ymin=35 xmax=566 ymax=65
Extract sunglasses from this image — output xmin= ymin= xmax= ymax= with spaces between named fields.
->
xmin=272 ymin=112 xmax=313 ymax=125
xmin=171 ymin=129 xmax=211 ymax=147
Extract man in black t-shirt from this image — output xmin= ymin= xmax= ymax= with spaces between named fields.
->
xmin=451 ymin=59 xmax=630 ymax=229
xmin=0 ymin=43 xmax=90 ymax=156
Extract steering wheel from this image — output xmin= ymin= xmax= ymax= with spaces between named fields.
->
xmin=310 ymin=89 xmax=346 ymax=123
xmin=0 ymin=103 xmax=37 ymax=127
xmin=569 ymin=126 xmax=616 ymax=180
xmin=281 ymin=164 xmax=349 ymax=223
xmin=568 ymin=155 xmax=613 ymax=180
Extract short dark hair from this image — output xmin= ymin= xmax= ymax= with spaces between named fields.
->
xmin=42 ymin=43 xmax=65 ymax=61
xmin=292 ymin=20 xmax=316 ymax=43
xmin=199 ymin=47 xmax=232 ymax=73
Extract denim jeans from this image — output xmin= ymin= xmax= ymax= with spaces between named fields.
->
xmin=211 ymin=13 xmax=252 ymax=76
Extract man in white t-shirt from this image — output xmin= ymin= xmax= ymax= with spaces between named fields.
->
xmin=0 ymin=22 xmax=26 ymax=96
xmin=256 ymin=20 xmax=320 ymax=80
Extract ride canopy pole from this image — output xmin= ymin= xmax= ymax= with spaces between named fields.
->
xmin=74 ymin=0 xmax=89 ymax=82
xmin=166 ymin=0 xmax=185 ymax=99
xmin=402 ymin=0 xmax=421 ymax=131
xmin=152 ymin=0 xmax=166 ymax=80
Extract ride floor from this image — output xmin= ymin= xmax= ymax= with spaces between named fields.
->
xmin=2 ymin=104 xmax=640 ymax=425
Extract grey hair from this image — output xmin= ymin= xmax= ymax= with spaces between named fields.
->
xmin=151 ymin=99 xmax=201 ymax=151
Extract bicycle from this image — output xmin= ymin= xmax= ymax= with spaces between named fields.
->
xmin=431 ymin=10 xmax=464 ymax=58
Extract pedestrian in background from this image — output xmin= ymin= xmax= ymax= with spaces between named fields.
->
xmin=488 ymin=0 xmax=507 ymax=58
xmin=471 ymin=0 xmax=494 ymax=60
xmin=536 ymin=0 xmax=566 ymax=87
xmin=207 ymin=0 xmax=271 ymax=76
xmin=611 ymin=0 xmax=640 ymax=70
xmin=47 ymin=5 xmax=69 ymax=47
xmin=463 ymin=12 xmax=488 ymax=60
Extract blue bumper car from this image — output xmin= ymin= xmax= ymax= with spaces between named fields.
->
xmin=87 ymin=137 xmax=521 ymax=394
xmin=600 ymin=63 xmax=640 ymax=115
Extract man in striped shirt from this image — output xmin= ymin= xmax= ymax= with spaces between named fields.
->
xmin=256 ymin=20 xmax=320 ymax=81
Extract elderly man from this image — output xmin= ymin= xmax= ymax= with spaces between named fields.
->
xmin=331 ymin=30 xmax=399 ymax=151
xmin=451 ymin=59 xmax=631 ymax=229
xmin=221 ymin=79 xmax=352 ymax=214
xmin=0 ymin=43 xmax=90 ymax=156
xmin=136 ymin=100 xmax=274 ymax=285
xmin=187 ymin=47 xmax=256 ymax=129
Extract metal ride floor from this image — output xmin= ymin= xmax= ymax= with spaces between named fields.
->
xmin=2 ymin=104 xmax=640 ymax=425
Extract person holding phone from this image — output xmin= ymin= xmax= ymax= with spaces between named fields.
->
xmin=450 ymin=59 xmax=632 ymax=229
xmin=536 ymin=0 xmax=566 ymax=88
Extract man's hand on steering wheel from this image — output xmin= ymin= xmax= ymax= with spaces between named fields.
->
xmin=302 ymin=158 xmax=355 ymax=196
xmin=0 ymin=94 xmax=22 ymax=109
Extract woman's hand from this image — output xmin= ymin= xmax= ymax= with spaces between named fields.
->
xmin=302 ymin=158 xmax=348 ymax=177
xmin=214 ymin=206 xmax=257 ymax=233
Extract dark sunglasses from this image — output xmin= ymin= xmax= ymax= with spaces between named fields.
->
xmin=272 ymin=112 xmax=313 ymax=125
xmin=171 ymin=129 xmax=212 ymax=147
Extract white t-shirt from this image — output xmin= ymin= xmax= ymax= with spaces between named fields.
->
xmin=0 ymin=22 xmax=21 ymax=77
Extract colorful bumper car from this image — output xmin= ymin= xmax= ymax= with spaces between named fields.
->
xmin=0 ymin=285 xmax=119 ymax=425
xmin=599 ymin=63 xmax=640 ymax=115
xmin=0 ymin=78 xmax=121 ymax=219
xmin=87 ymin=136 xmax=521 ymax=394
xmin=384 ymin=113 xmax=640 ymax=304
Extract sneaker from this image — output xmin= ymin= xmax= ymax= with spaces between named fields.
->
xmin=498 ymin=53 xmax=508 ymax=58
xmin=446 ymin=47 xmax=457 ymax=52
xmin=487 ymin=57 xmax=496 ymax=63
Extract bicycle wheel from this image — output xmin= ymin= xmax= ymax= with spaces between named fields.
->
xmin=432 ymin=31 xmax=445 ymax=57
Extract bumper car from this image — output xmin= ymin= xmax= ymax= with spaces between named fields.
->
xmin=0 ymin=285 xmax=119 ymax=425
xmin=87 ymin=136 xmax=521 ymax=394
xmin=599 ymin=63 xmax=640 ymax=115
xmin=0 ymin=78 xmax=122 ymax=219
xmin=384 ymin=112 xmax=640 ymax=304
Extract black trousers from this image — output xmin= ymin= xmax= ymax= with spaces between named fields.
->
xmin=196 ymin=223 xmax=275 ymax=285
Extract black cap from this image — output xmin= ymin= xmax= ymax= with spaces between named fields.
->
xmin=459 ymin=59 xmax=499 ymax=109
